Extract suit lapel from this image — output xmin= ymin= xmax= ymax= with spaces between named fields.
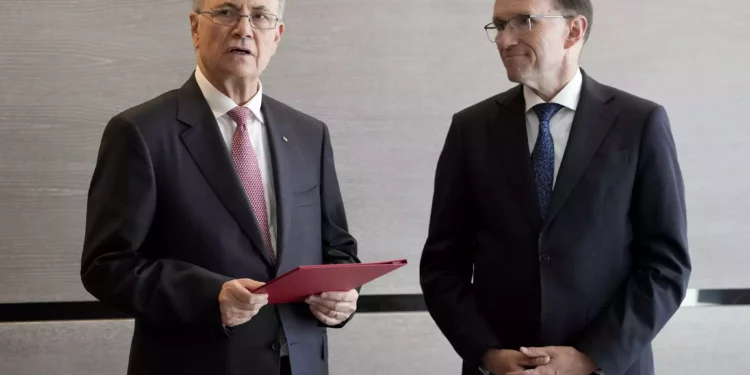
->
xmin=176 ymin=74 xmax=273 ymax=266
xmin=543 ymin=73 xmax=618 ymax=228
xmin=492 ymin=87 xmax=544 ymax=232
xmin=261 ymin=97 xmax=294 ymax=272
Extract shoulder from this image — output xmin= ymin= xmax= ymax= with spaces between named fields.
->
xmin=103 ymin=90 xmax=178 ymax=145
xmin=263 ymin=95 xmax=326 ymax=130
xmin=453 ymin=86 xmax=521 ymax=124
xmin=119 ymin=90 xmax=179 ymax=123
xmin=586 ymin=76 xmax=664 ymax=117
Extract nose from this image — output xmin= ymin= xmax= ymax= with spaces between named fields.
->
xmin=232 ymin=14 xmax=254 ymax=40
xmin=496 ymin=29 xmax=518 ymax=50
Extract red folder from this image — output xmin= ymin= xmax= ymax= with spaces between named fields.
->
xmin=250 ymin=259 xmax=408 ymax=304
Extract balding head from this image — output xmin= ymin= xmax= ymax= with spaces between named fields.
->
xmin=193 ymin=0 xmax=285 ymax=19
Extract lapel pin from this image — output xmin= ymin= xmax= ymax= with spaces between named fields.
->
xmin=283 ymin=136 xmax=288 ymax=142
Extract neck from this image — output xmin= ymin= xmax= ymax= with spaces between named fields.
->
xmin=198 ymin=64 xmax=259 ymax=106
xmin=529 ymin=60 xmax=579 ymax=102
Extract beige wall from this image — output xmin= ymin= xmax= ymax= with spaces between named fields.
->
xmin=1 ymin=0 xmax=748 ymax=373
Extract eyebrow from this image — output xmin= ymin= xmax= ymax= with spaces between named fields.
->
xmin=212 ymin=3 xmax=272 ymax=15
xmin=493 ymin=11 xmax=533 ymax=23
xmin=251 ymin=5 xmax=272 ymax=13
xmin=214 ymin=2 xmax=240 ymax=9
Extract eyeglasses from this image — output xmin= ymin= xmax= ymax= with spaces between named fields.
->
xmin=484 ymin=14 xmax=573 ymax=42
xmin=197 ymin=8 xmax=280 ymax=30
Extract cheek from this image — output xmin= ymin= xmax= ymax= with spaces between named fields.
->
xmin=256 ymin=39 xmax=276 ymax=60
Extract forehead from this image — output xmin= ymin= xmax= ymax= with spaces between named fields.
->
xmin=204 ymin=0 xmax=279 ymax=10
xmin=493 ymin=0 xmax=556 ymax=19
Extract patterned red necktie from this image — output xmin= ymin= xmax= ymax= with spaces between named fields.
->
xmin=227 ymin=106 xmax=276 ymax=263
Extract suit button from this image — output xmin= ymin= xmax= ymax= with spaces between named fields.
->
xmin=539 ymin=254 xmax=551 ymax=264
xmin=271 ymin=342 xmax=281 ymax=351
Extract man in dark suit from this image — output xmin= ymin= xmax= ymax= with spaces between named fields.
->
xmin=80 ymin=1 xmax=360 ymax=374
xmin=419 ymin=0 xmax=691 ymax=374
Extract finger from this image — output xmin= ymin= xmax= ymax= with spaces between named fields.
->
xmin=228 ymin=298 xmax=266 ymax=313
xmin=329 ymin=301 xmax=356 ymax=314
xmin=323 ymin=290 xmax=359 ymax=302
xmin=249 ymin=293 xmax=269 ymax=306
xmin=228 ymin=283 xmax=255 ymax=304
xmin=338 ymin=301 xmax=357 ymax=313
xmin=306 ymin=295 xmax=338 ymax=310
xmin=236 ymin=278 xmax=266 ymax=291
xmin=315 ymin=304 xmax=346 ymax=322
xmin=521 ymin=347 xmax=551 ymax=358
xmin=506 ymin=370 xmax=537 ymax=375
xmin=519 ymin=355 xmax=550 ymax=367
xmin=319 ymin=291 xmax=347 ymax=301
xmin=310 ymin=305 xmax=340 ymax=326
xmin=307 ymin=299 xmax=334 ymax=314
xmin=310 ymin=303 xmax=333 ymax=317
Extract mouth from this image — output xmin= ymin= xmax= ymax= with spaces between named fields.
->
xmin=227 ymin=47 xmax=253 ymax=56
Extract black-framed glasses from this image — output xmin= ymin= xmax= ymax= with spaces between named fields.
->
xmin=484 ymin=14 xmax=573 ymax=42
xmin=197 ymin=8 xmax=279 ymax=29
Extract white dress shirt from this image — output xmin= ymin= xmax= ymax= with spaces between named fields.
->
xmin=525 ymin=69 xmax=605 ymax=375
xmin=195 ymin=66 xmax=278 ymax=252
xmin=523 ymin=68 xmax=583 ymax=187
xmin=196 ymin=67 xmax=288 ymax=356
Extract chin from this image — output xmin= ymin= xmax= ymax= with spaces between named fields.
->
xmin=223 ymin=64 xmax=259 ymax=79
xmin=502 ymin=60 xmax=527 ymax=83
xmin=504 ymin=67 xmax=526 ymax=84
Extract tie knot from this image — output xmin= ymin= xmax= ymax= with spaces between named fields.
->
xmin=227 ymin=106 xmax=252 ymax=128
xmin=533 ymin=103 xmax=564 ymax=125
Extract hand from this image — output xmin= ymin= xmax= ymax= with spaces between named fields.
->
xmin=506 ymin=346 xmax=598 ymax=375
xmin=305 ymin=289 xmax=358 ymax=326
xmin=218 ymin=279 xmax=269 ymax=327
xmin=482 ymin=349 xmax=550 ymax=375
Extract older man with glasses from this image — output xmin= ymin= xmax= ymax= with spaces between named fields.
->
xmin=81 ymin=1 xmax=360 ymax=374
xmin=420 ymin=0 xmax=691 ymax=374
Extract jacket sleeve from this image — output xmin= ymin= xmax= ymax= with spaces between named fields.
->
xmin=81 ymin=115 xmax=231 ymax=336
xmin=575 ymin=106 xmax=692 ymax=375
xmin=420 ymin=116 xmax=503 ymax=365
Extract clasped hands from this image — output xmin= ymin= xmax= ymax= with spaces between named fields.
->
xmin=219 ymin=279 xmax=358 ymax=327
xmin=483 ymin=346 xmax=598 ymax=375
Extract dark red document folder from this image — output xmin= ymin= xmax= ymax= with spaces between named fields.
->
xmin=250 ymin=259 xmax=408 ymax=304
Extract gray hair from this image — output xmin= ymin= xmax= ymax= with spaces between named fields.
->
xmin=192 ymin=0 xmax=285 ymax=19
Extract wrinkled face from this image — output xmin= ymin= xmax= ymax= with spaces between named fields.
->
xmin=492 ymin=0 xmax=579 ymax=86
xmin=190 ymin=0 xmax=284 ymax=82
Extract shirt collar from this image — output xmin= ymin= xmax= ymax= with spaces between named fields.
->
xmin=195 ymin=65 xmax=264 ymax=123
xmin=523 ymin=68 xmax=583 ymax=112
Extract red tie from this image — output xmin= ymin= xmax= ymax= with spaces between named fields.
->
xmin=227 ymin=106 xmax=276 ymax=263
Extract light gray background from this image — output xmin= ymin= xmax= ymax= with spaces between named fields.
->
xmin=0 ymin=0 xmax=748 ymax=373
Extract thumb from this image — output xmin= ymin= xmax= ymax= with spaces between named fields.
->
xmin=521 ymin=346 xmax=550 ymax=358
xmin=236 ymin=278 xmax=266 ymax=292
xmin=518 ymin=353 xmax=550 ymax=367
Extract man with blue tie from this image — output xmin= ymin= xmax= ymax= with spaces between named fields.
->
xmin=419 ymin=0 xmax=691 ymax=375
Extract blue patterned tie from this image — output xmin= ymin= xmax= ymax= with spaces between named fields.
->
xmin=531 ymin=103 xmax=563 ymax=219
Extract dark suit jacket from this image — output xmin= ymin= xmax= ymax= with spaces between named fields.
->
xmin=81 ymin=74 xmax=359 ymax=375
xmin=420 ymin=71 xmax=691 ymax=375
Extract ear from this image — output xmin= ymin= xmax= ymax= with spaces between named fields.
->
xmin=274 ymin=22 xmax=285 ymax=47
xmin=565 ymin=15 xmax=587 ymax=49
xmin=190 ymin=12 xmax=200 ymax=50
